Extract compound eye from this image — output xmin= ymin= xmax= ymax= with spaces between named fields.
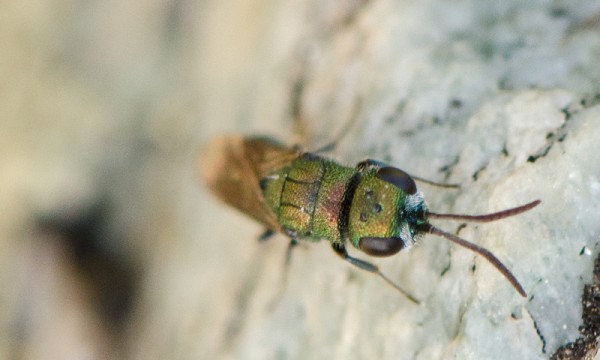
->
xmin=376 ymin=167 xmax=417 ymax=195
xmin=359 ymin=237 xmax=404 ymax=257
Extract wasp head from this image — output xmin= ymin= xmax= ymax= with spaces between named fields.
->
xmin=349 ymin=166 xmax=429 ymax=257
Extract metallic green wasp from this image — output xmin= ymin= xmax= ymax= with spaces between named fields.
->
xmin=201 ymin=135 xmax=539 ymax=301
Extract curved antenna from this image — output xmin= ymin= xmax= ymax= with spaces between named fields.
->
xmin=427 ymin=200 xmax=540 ymax=222
xmin=422 ymin=224 xmax=527 ymax=297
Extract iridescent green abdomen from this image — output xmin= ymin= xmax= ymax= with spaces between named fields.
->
xmin=261 ymin=153 xmax=355 ymax=243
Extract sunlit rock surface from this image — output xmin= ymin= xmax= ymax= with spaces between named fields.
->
xmin=1 ymin=1 xmax=599 ymax=359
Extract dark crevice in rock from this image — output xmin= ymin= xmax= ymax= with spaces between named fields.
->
xmin=439 ymin=155 xmax=460 ymax=181
xmin=472 ymin=164 xmax=488 ymax=181
xmin=527 ymin=103 xmax=574 ymax=163
xmin=531 ymin=313 xmax=548 ymax=354
xmin=579 ymin=93 xmax=600 ymax=109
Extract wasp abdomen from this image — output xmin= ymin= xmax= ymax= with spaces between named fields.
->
xmin=278 ymin=156 xmax=324 ymax=235
xmin=262 ymin=154 xmax=355 ymax=242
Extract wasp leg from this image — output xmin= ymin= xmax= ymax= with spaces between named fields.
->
xmin=357 ymin=159 xmax=459 ymax=188
xmin=285 ymin=238 xmax=299 ymax=267
xmin=258 ymin=229 xmax=275 ymax=242
xmin=300 ymin=99 xmax=361 ymax=153
xmin=356 ymin=159 xmax=387 ymax=171
xmin=315 ymin=99 xmax=362 ymax=152
xmin=266 ymin=238 xmax=299 ymax=311
xmin=411 ymin=176 xmax=459 ymax=189
xmin=331 ymin=243 xmax=420 ymax=304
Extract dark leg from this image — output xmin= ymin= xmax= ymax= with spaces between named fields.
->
xmin=258 ymin=229 xmax=275 ymax=242
xmin=357 ymin=159 xmax=459 ymax=189
xmin=411 ymin=176 xmax=459 ymax=189
xmin=332 ymin=242 xmax=380 ymax=273
xmin=267 ymin=237 xmax=299 ymax=310
xmin=331 ymin=243 xmax=419 ymax=304
xmin=285 ymin=238 xmax=299 ymax=268
xmin=311 ymin=99 xmax=362 ymax=154
xmin=258 ymin=229 xmax=299 ymax=267
xmin=356 ymin=159 xmax=386 ymax=171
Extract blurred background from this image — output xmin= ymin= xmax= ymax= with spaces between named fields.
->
xmin=1 ymin=1 xmax=225 ymax=358
xmin=2 ymin=1 xmax=600 ymax=359
xmin=2 ymin=0 xmax=323 ymax=358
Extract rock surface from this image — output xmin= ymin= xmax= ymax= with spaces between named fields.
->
xmin=1 ymin=1 xmax=600 ymax=359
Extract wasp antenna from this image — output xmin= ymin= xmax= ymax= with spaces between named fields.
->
xmin=426 ymin=199 xmax=540 ymax=223
xmin=424 ymin=224 xmax=527 ymax=297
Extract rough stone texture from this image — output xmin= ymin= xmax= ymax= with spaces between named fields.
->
xmin=552 ymin=255 xmax=600 ymax=360
xmin=2 ymin=1 xmax=600 ymax=359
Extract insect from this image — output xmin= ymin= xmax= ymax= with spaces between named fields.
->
xmin=200 ymin=134 xmax=540 ymax=302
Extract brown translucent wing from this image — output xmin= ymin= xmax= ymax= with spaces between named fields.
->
xmin=199 ymin=135 xmax=300 ymax=232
